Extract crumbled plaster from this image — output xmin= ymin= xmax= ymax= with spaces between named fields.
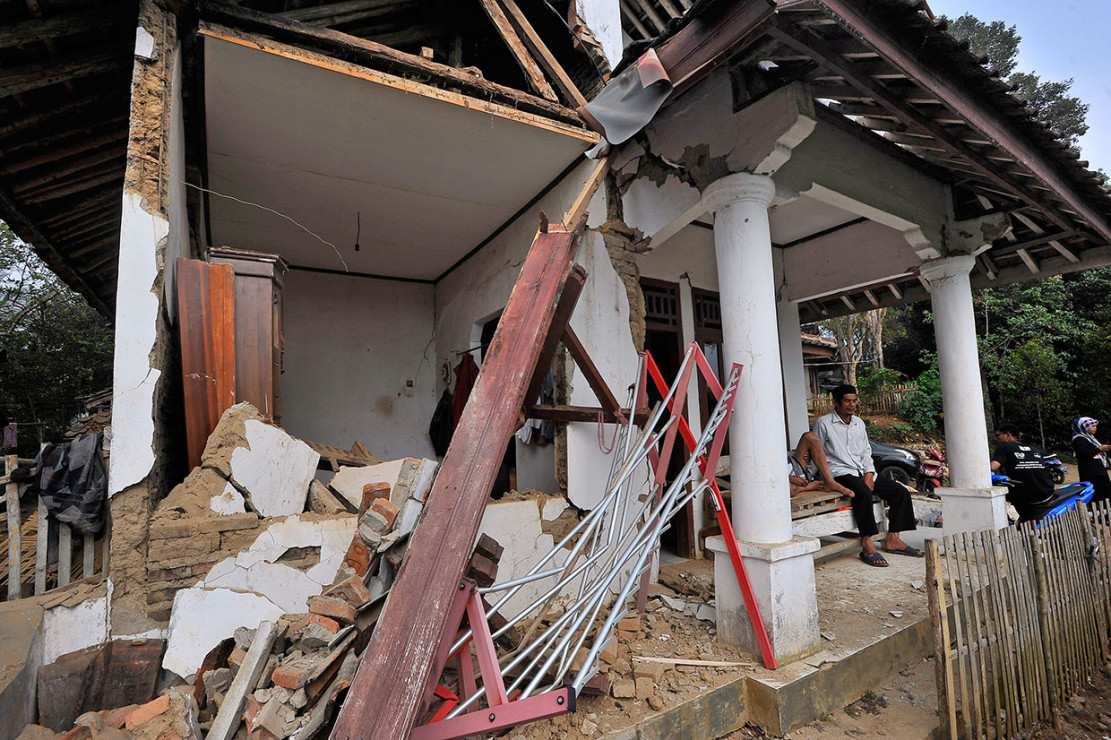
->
xmin=162 ymin=587 xmax=284 ymax=680
xmin=199 ymin=514 xmax=356 ymax=613
xmin=226 ymin=420 xmax=318 ymax=517
xmin=597 ymin=219 xmax=648 ymax=353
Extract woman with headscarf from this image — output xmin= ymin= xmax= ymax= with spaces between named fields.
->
xmin=1071 ymin=417 xmax=1111 ymax=503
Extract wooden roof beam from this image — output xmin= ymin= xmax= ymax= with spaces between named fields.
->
xmin=498 ymin=0 xmax=587 ymax=107
xmin=0 ymin=184 xmax=111 ymax=317
xmin=799 ymin=0 xmax=1111 ymax=243
xmin=767 ymin=25 xmax=1088 ymax=240
xmin=0 ymin=46 xmax=126 ymax=98
xmin=280 ymin=0 xmax=402 ymax=24
xmin=0 ymin=7 xmax=123 ymax=49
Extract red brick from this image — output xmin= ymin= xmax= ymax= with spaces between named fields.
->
xmin=228 ymin=647 xmax=248 ymax=669
xmin=290 ymin=612 xmax=341 ymax=634
xmin=324 ymin=574 xmax=372 ymax=607
xmin=370 ymin=498 xmax=399 ymax=528
xmin=466 ymin=553 xmax=498 ymax=588
xmin=360 ymin=482 xmax=391 ymax=512
xmin=344 ymin=539 xmax=372 ymax=576
xmin=617 ymin=617 xmax=640 ymax=632
xmin=474 ymin=533 xmax=504 ymax=561
xmin=308 ymin=595 xmax=356 ymax=624
xmin=271 ymin=654 xmax=326 ymax=690
xmin=103 ymin=704 xmax=141 ymax=728
xmin=124 ymin=694 xmax=170 ymax=730
xmin=244 ymin=696 xmax=264 ymax=731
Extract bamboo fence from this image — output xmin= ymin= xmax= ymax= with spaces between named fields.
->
xmin=927 ymin=502 xmax=1111 ymax=739
xmin=809 ymin=383 xmax=917 ymax=416
xmin=1 ymin=455 xmax=102 ymax=599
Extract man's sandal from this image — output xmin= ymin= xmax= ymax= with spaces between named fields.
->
xmin=884 ymin=544 xmax=924 ymax=557
xmin=860 ymin=552 xmax=889 ymax=567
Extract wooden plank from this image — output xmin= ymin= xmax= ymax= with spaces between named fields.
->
xmin=526 ymin=404 xmax=648 ymax=424
xmin=35 ymin=498 xmax=47 ymax=595
xmin=476 ymin=0 xmax=558 ymax=102
xmin=497 ymin=0 xmax=587 ymax=107
xmin=970 ymin=530 xmax=1004 ymax=740
xmin=5 ymin=456 xmax=20 ymax=600
xmin=208 ymin=620 xmax=280 ymax=740
xmin=562 ymin=326 xmax=622 ymax=415
xmin=58 ymin=524 xmax=71 ymax=587
xmin=177 ymin=259 xmax=237 ymax=472
xmin=83 ymin=533 xmax=94 ymax=578
xmin=332 ymin=220 xmax=584 ymax=739
xmin=522 ymin=266 xmax=587 ymax=406
xmin=561 ymin=152 xmax=612 ymax=230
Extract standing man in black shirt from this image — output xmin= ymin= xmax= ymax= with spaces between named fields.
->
xmin=990 ymin=423 xmax=1055 ymax=522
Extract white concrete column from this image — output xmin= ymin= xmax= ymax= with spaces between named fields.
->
xmin=703 ymin=173 xmax=820 ymax=663
xmin=703 ymin=173 xmax=792 ymax=543
xmin=921 ymin=255 xmax=1007 ymax=532
xmin=920 ymin=255 xmax=991 ymax=489
xmin=777 ymin=298 xmax=810 ymax=447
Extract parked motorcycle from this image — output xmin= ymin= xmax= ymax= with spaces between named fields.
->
xmin=918 ymin=447 xmax=946 ymax=494
xmin=1042 ymin=454 xmax=1068 ymax=485
xmin=991 ymin=473 xmax=1093 ymax=523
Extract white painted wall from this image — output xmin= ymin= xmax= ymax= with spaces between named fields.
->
xmin=42 ymin=596 xmax=108 ymax=666
xmin=566 ymin=229 xmax=649 ymax=510
xmin=637 ymin=224 xmax=719 ymax=291
xmin=281 ymin=270 xmax=437 ymax=461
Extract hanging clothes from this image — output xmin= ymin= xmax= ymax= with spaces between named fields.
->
xmin=451 ymin=354 xmax=480 ymax=428
xmin=428 ymin=388 xmax=454 ymax=457
xmin=516 ymin=372 xmax=554 ymax=445
xmin=2 ymin=422 xmax=16 ymax=448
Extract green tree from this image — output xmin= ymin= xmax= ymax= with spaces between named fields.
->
xmin=944 ymin=13 xmax=1089 ymax=145
xmin=0 ymin=223 xmax=113 ymax=455
xmin=992 ymin=340 xmax=1069 ymax=450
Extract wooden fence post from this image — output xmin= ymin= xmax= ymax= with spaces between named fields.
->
xmin=927 ymin=538 xmax=957 ymax=740
xmin=1028 ymin=529 xmax=1061 ymax=731
xmin=5 ymin=454 xmax=21 ymax=600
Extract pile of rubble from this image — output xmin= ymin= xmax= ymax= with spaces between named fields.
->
xmin=19 ymin=402 xmax=447 ymax=739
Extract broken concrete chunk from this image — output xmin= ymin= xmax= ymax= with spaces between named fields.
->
xmin=358 ymin=509 xmax=390 ymax=538
xmin=203 ymin=668 xmax=233 ymax=701
xmin=327 ymin=458 xmax=438 ymax=510
xmin=307 ymin=480 xmax=349 ymax=516
xmin=233 ymin=626 xmax=255 ymax=651
xmin=394 ymin=499 xmax=423 ymax=539
xmin=163 ymin=588 xmax=284 ymax=680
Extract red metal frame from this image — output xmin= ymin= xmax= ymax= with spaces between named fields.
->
xmin=641 ymin=345 xmax=777 ymax=669
xmin=412 ymin=581 xmax=574 ymax=740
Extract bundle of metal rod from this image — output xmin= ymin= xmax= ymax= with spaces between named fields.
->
xmin=439 ymin=351 xmax=741 ymax=719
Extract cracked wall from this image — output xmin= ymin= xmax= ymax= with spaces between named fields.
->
xmin=108 ymin=0 xmax=189 ymax=638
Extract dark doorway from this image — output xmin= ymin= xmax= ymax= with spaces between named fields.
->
xmin=641 ymin=278 xmax=696 ymax=558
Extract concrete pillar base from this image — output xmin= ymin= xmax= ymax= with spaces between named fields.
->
xmin=707 ymin=535 xmax=821 ymax=664
xmin=937 ymin=486 xmax=1009 ymax=533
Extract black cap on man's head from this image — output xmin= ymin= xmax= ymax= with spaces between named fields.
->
xmin=832 ymin=384 xmax=857 ymax=403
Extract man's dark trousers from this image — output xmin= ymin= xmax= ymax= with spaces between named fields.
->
xmin=834 ymin=474 xmax=917 ymax=537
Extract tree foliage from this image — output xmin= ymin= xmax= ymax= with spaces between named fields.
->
xmin=0 ymin=222 xmax=113 ymax=455
xmin=944 ymin=13 xmax=1089 ymax=145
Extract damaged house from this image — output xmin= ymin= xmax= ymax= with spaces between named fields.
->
xmin=3 ymin=0 xmax=1111 ymax=736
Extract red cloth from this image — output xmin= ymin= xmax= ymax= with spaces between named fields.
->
xmin=451 ymin=354 xmax=480 ymax=428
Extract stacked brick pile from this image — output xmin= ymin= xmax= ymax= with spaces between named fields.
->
xmin=195 ymin=574 xmax=374 ymax=739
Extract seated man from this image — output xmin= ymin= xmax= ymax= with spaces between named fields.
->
xmin=788 ymin=432 xmax=855 ymax=498
xmin=813 ymin=384 xmax=921 ymax=567
xmin=991 ymin=423 xmax=1055 ymax=522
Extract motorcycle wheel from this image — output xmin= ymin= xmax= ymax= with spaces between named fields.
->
xmin=878 ymin=465 xmax=912 ymax=486
xmin=1049 ymin=467 xmax=1065 ymax=485
xmin=921 ymin=479 xmax=938 ymax=494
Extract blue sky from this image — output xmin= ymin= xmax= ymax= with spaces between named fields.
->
xmin=925 ymin=0 xmax=1111 ymax=173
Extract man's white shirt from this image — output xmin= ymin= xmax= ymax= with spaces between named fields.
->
xmin=812 ymin=412 xmax=874 ymax=478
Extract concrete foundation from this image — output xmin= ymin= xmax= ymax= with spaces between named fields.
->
xmin=938 ymin=486 xmax=1009 ymax=534
xmin=707 ymin=535 xmax=822 ymax=663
